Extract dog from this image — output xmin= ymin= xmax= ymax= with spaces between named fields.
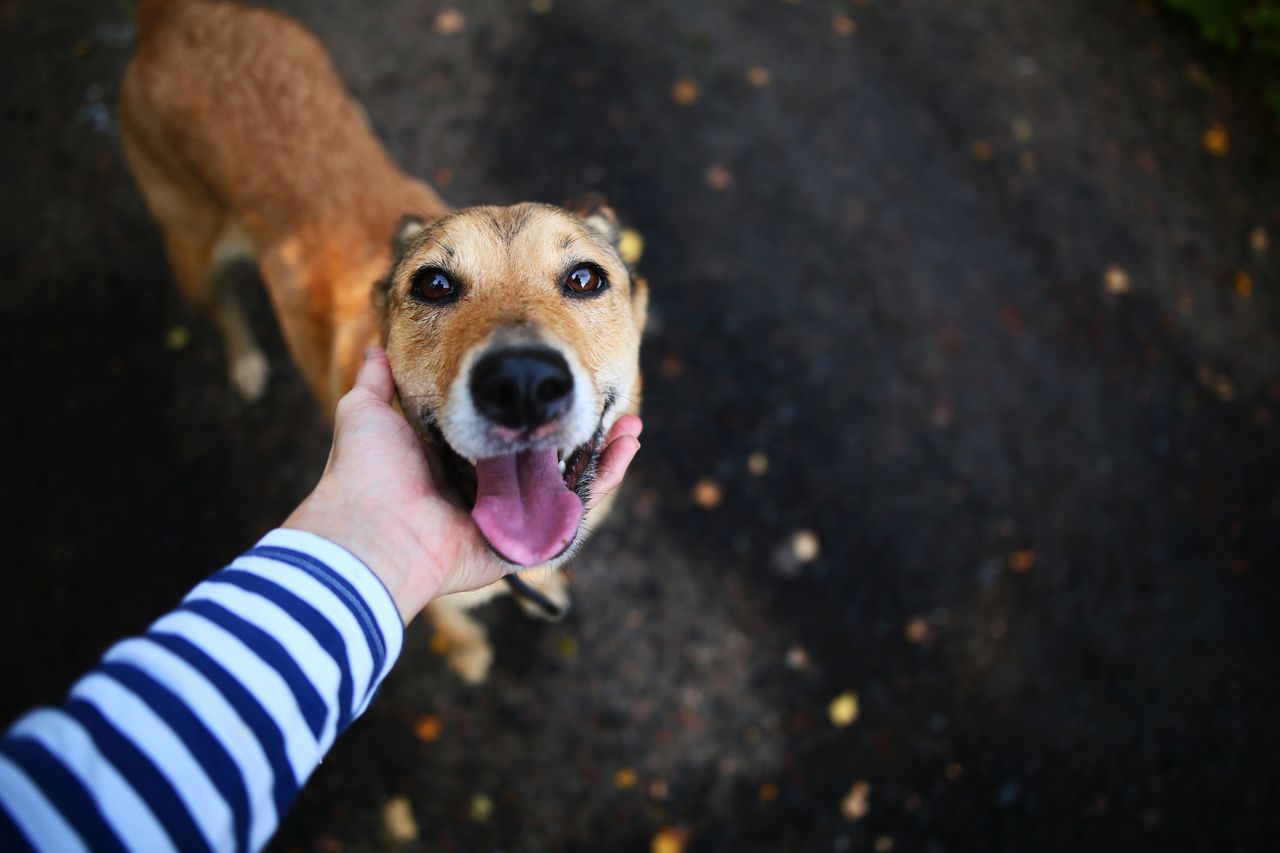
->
xmin=120 ymin=0 xmax=647 ymax=683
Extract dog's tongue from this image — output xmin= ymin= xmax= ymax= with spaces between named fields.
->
xmin=472 ymin=449 xmax=584 ymax=567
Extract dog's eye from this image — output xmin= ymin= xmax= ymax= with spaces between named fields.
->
xmin=564 ymin=264 xmax=605 ymax=295
xmin=411 ymin=267 xmax=455 ymax=302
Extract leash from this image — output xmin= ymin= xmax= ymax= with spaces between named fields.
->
xmin=503 ymin=575 xmax=564 ymax=619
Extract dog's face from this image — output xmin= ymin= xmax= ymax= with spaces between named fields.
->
xmin=382 ymin=201 xmax=647 ymax=568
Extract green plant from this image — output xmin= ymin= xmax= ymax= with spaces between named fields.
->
xmin=1163 ymin=0 xmax=1280 ymax=116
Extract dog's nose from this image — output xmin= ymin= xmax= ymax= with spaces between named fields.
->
xmin=471 ymin=347 xmax=574 ymax=430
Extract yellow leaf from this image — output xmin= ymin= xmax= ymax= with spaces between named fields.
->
xmin=828 ymin=691 xmax=860 ymax=727
xmin=1008 ymin=549 xmax=1036 ymax=573
xmin=382 ymin=796 xmax=419 ymax=842
xmin=691 ymin=478 xmax=723 ymax=509
xmin=1203 ymin=122 xmax=1230 ymax=156
xmin=671 ymin=78 xmax=700 ymax=106
xmin=1233 ymin=270 xmax=1253 ymax=298
xmin=618 ymin=228 xmax=644 ymax=264
xmin=469 ymin=793 xmax=494 ymax=821
xmin=412 ymin=714 xmax=442 ymax=743
xmin=791 ymin=530 xmax=821 ymax=563
xmin=745 ymin=65 xmax=772 ymax=88
xmin=434 ymin=8 xmax=465 ymax=35
xmin=840 ymin=780 xmax=871 ymax=821
xmin=652 ymin=828 xmax=690 ymax=853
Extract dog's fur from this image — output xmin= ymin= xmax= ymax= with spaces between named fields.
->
xmin=121 ymin=0 xmax=646 ymax=682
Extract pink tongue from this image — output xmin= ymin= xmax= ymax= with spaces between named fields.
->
xmin=472 ymin=449 xmax=584 ymax=567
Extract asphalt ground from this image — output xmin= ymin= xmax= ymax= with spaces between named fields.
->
xmin=1 ymin=0 xmax=1278 ymax=850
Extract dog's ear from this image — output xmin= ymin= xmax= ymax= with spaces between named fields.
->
xmin=391 ymin=214 xmax=428 ymax=266
xmin=565 ymin=193 xmax=620 ymax=247
xmin=374 ymin=214 xmax=429 ymax=320
xmin=631 ymin=274 xmax=649 ymax=334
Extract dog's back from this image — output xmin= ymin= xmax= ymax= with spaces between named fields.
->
xmin=121 ymin=0 xmax=448 ymax=401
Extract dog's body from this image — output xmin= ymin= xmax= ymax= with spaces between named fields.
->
xmin=122 ymin=0 xmax=645 ymax=683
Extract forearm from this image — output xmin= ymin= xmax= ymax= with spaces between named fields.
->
xmin=0 ymin=529 xmax=403 ymax=852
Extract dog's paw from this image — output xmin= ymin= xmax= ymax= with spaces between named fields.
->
xmin=230 ymin=350 xmax=270 ymax=401
xmin=447 ymin=641 xmax=494 ymax=685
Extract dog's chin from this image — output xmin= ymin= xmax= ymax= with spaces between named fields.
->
xmin=421 ymin=419 xmax=607 ymax=568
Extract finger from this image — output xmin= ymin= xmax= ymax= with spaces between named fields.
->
xmin=589 ymin=434 xmax=640 ymax=509
xmin=352 ymin=346 xmax=396 ymax=403
xmin=606 ymin=414 xmax=644 ymax=442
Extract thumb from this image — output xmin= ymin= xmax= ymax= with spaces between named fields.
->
xmin=353 ymin=346 xmax=396 ymax=403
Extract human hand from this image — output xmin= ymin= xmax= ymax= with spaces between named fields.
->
xmin=285 ymin=347 xmax=643 ymax=623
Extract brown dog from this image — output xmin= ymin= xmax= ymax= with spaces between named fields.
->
xmin=121 ymin=0 xmax=647 ymax=682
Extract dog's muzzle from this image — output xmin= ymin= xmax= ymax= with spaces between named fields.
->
xmin=470 ymin=346 xmax=574 ymax=433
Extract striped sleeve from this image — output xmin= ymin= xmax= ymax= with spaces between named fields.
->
xmin=0 ymin=529 xmax=404 ymax=852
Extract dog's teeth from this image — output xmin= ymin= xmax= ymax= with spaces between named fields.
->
xmin=558 ymin=458 xmax=566 ymax=474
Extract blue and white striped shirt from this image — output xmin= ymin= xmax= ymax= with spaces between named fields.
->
xmin=0 ymin=528 xmax=404 ymax=852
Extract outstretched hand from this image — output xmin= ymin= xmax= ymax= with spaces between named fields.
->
xmin=285 ymin=347 xmax=643 ymax=623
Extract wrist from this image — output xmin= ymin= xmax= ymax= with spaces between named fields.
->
xmin=283 ymin=490 xmax=443 ymax=624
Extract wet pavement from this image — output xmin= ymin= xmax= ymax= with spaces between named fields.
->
xmin=1 ymin=0 xmax=1278 ymax=850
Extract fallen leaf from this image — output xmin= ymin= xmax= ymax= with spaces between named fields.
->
xmin=382 ymin=796 xmax=419 ymax=842
xmin=904 ymin=616 xmax=930 ymax=645
xmin=412 ymin=714 xmax=442 ymax=743
xmin=433 ymin=166 xmax=455 ymax=188
xmin=1104 ymin=264 xmax=1131 ymax=295
xmin=831 ymin=13 xmax=857 ymax=36
xmin=970 ymin=140 xmax=995 ymax=162
xmin=1249 ymin=225 xmax=1269 ymax=254
xmin=671 ymin=77 xmax=700 ymax=106
xmin=705 ymin=164 xmax=734 ymax=191
xmin=840 ymin=780 xmax=871 ymax=821
xmin=434 ymin=8 xmax=466 ymax=35
xmin=1008 ymin=548 xmax=1036 ymax=573
xmin=692 ymin=478 xmax=723 ymax=509
xmin=828 ymin=691 xmax=860 ymax=727
xmin=469 ymin=793 xmax=494 ymax=822
xmin=1019 ymin=150 xmax=1039 ymax=173
xmin=556 ymin=632 xmax=580 ymax=658
xmin=874 ymin=835 xmax=895 ymax=853
xmin=614 ymin=768 xmax=638 ymax=789
xmin=529 ymin=0 xmax=553 ymax=13
xmin=1233 ymin=270 xmax=1253 ymax=297
xmin=618 ymin=227 xmax=645 ymax=264
xmin=791 ymin=529 xmax=821 ymax=563
xmin=784 ymin=644 xmax=810 ymax=670
xmin=651 ymin=827 xmax=690 ymax=853
xmin=165 ymin=325 xmax=190 ymax=351
xmin=945 ymin=761 xmax=963 ymax=780
xmin=1202 ymin=122 xmax=1230 ymax=156
xmin=745 ymin=65 xmax=772 ymax=88
xmin=747 ymin=451 xmax=769 ymax=476
xmin=1011 ymin=118 xmax=1033 ymax=142
xmin=660 ymin=353 xmax=684 ymax=380
xmin=759 ymin=782 xmax=779 ymax=802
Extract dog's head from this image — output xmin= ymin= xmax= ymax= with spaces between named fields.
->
xmin=380 ymin=199 xmax=647 ymax=568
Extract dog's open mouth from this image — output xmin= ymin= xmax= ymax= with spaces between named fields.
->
xmin=422 ymin=410 xmax=609 ymax=568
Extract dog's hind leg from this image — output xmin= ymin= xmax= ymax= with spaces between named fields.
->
xmin=158 ymin=220 xmax=271 ymax=401
xmin=120 ymin=84 xmax=269 ymax=401
xmin=206 ymin=226 xmax=270 ymax=401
